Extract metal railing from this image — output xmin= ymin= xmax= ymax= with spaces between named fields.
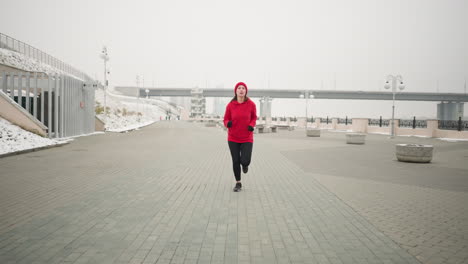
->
xmin=399 ymin=117 xmax=427 ymax=129
xmin=369 ymin=117 xmax=390 ymax=127
xmin=1 ymin=71 xmax=96 ymax=138
xmin=337 ymin=117 xmax=352 ymax=125
xmin=320 ymin=117 xmax=329 ymax=124
xmin=267 ymin=117 xmax=315 ymax=122
xmin=439 ymin=118 xmax=468 ymax=131
xmin=0 ymin=33 xmax=93 ymax=82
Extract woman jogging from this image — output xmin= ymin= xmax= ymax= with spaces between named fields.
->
xmin=224 ymin=82 xmax=257 ymax=192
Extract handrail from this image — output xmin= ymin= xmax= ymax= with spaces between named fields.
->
xmin=0 ymin=32 xmax=93 ymax=82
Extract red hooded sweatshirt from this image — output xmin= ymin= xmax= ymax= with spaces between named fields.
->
xmin=224 ymin=82 xmax=257 ymax=143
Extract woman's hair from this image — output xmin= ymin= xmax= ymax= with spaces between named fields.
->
xmin=231 ymin=95 xmax=250 ymax=102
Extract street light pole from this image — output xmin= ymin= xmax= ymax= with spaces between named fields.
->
xmin=300 ymin=91 xmax=314 ymax=129
xmin=384 ymin=75 xmax=405 ymax=138
xmin=100 ymin=46 xmax=109 ymax=125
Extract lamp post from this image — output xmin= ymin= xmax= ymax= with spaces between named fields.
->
xmin=259 ymin=96 xmax=272 ymax=123
xmin=100 ymin=46 xmax=109 ymax=124
xmin=384 ymin=75 xmax=405 ymax=137
xmin=299 ymin=91 xmax=314 ymax=128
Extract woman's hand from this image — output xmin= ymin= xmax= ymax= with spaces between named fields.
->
xmin=248 ymin=126 xmax=254 ymax=132
xmin=227 ymin=121 xmax=232 ymax=128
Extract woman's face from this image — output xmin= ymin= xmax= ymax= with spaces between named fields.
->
xmin=236 ymin=85 xmax=246 ymax=97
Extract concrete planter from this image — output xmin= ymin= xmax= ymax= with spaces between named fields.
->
xmin=346 ymin=133 xmax=366 ymax=144
xmin=306 ymin=128 xmax=320 ymax=137
xmin=396 ymin=144 xmax=433 ymax=163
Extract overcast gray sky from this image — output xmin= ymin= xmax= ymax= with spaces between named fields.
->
xmin=1 ymin=0 xmax=467 ymax=118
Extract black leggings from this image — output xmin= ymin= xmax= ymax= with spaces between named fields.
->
xmin=228 ymin=141 xmax=253 ymax=181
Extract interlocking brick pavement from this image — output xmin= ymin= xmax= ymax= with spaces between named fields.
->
xmin=277 ymin=130 xmax=468 ymax=264
xmin=0 ymin=121 xmax=429 ymax=263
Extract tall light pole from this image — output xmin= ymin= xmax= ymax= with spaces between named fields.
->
xmin=384 ymin=75 xmax=405 ymax=137
xmin=299 ymin=91 xmax=314 ymax=128
xmin=100 ymin=46 xmax=109 ymax=124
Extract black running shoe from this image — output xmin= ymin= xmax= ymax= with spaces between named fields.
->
xmin=242 ymin=165 xmax=248 ymax=174
xmin=233 ymin=182 xmax=242 ymax=192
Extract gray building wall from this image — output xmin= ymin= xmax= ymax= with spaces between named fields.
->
xmin=437 ymin=102 xmax=464 ymax=120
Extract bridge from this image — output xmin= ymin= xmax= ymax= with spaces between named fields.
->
xmin=114 ymin=86 xmax=467 ymax=120
xmin=121 ymin=87 xmax=468 ymax=102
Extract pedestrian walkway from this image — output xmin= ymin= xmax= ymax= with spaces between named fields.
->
xmin=0 ymin=121 xmax=466 ymax=264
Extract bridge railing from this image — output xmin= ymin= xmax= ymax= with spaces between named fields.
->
xmin=0 ymin=32 xmax=93 ymax=82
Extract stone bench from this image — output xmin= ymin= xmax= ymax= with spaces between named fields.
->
xmin=346 ymin=133 xmax=366 ymax=144
xmin=396 ymin=144 xmax=433 ymax=163
xmin=255 ymin=125 xmax=278 ymax=134
xmin=276 ymin=124 xmax=294 ymax=131
xmin=256 ymin=125 xmax=267 ymax=133
xmin=306 ymin=128 xmax=320 ymax=137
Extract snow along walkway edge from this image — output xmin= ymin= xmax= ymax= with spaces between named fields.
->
xmin=0 ymin=141 xmax=70 ymax=159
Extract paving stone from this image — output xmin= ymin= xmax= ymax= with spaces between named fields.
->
xmin=0 ymin=122 xmax=451 ymax=263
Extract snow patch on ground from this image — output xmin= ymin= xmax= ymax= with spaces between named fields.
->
xmin=0 ymin=86 xmax=179 ymax=155
xmin=0 ymin=118 xmax=68 ymax=155
xmin=328 ymin=129 xmax=354 ymax=133
xmin=437 ymin=138 xmax=468 ymax=142
xmin=398 ymin=134 xmax=430 ymax=138
xmin=94 ymin=88 xmax=176 ymax=132
xmin=0 ymin=48 xmax=82 ymax=80
xmin=0 ymin=46 xmax=185 ymax=155
xmin=369 ymin=132 xmax=391 ymax=136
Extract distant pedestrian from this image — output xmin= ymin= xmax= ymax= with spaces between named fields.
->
xmin=224 ymin=82 xmax=257 ymax=192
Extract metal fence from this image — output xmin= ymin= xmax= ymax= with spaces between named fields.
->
xmin=269 ymin=117 xmax=315 ymax=122
xmin=399 ymin=117 xmax=427 ymax=129
xmin=320 ymin=117 xmax=330 ymax=124
xmin=369 ymin=117 xmax=390 ymax=127
xmin=0 ymin=33 xmax=92 ymax=82
xmin=439 ymin=118 xmax=468 ymax=131
xmin=337 ymin=117 xmax=352 ymax=125
xmin=1 ymin=71 xmax=95 ymax=138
